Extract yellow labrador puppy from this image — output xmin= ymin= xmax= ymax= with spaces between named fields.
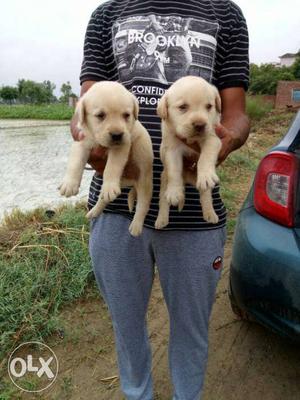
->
xmin=155 ymin=76 xmax=222 ymax=229
xmin=59 ymin=81 xmax=153 ymax=237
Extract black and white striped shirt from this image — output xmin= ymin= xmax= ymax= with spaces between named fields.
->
xmin=80 ymin=0 xmax=249 ymax=230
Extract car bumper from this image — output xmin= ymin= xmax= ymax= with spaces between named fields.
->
xmin=230 ymin=206 xmax=300 ymax=342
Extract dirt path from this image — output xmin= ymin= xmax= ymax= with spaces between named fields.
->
xmin=20 ymin=240 xmax=300 ymax=400
xmin=0 ymin=119 xmax=69 ymax=129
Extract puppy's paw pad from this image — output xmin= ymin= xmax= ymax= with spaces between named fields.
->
xmin=59 ymin=180 xmax=80 ymax=197
xmin=203 ymin=209 xmax=219 ymax=224
xmin=165 ymin=187 xmax=184 ymax=207
xmin=129 ymin=221 xmax=143 ymax=237
xmin=101 ymin=182 xmax=121 ymax=202
xmin=197 ymin=171 xmax=219 ymax=191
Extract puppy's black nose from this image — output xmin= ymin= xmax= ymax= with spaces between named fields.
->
xmin=110 ymin=132 xmax=124 ymax=142
xmin=193 ymin=122 xmax=206 ymax=133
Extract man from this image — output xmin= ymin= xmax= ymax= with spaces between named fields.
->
xmin=71 ymin=1 xmax=250 ymax=399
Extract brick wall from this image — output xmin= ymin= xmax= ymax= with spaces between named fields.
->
xmin=275 ymin=81 xmax=300 ymax=109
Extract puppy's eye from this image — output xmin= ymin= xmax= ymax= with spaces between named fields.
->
xmin=96 ymin=112 xmax=106 ymax=120
xmin=178 ymin=104 xmax=188 ymax=112
xmin=206 ymin=104 xmax=213 ymax=111
xmin=123 ymin=112 xmax=131 ymax=120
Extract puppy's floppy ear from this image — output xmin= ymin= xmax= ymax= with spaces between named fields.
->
xmin=132 ymin=94 xmax=139 ymax=120
xmin=75 ymin=97 xmax=86 ymax=129
xmin=214 ymin=87 xmax=222 ymax=113
xmin=157 ymin=92 xmax=168 ymax=120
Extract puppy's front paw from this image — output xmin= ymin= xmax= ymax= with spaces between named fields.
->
xmin=101 ymin=182 xmax=121 ymax=202
xmin=86 ymin=209 xmax=97 ymax=220
xmin=129 ymin=220 xmax=143 ymax=237
xmin=165 ymin=186 xmax=184 ymax=207
xmin=86 ymin=205 xmax=103 ymax=220
xmin=203 ymin=208 xmax=219 ymax=224
xmin=58 ymin=179 xmax=80 ymax=197
xmin=196 ymin=170 xmax=219 ymax=191
xmin=155 ymin=214 xmax=169 ymax=229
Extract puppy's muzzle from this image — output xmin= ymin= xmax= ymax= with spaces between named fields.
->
xmin=192 ymin=122 xmax=206 ymax=135
xmin=110 ymin=132 xmax=124 ymax=144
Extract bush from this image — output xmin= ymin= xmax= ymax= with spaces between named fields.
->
xmin=246 ymin=96 xmax=273 ymax=120
xmin=249 ymin=63 xmax=296 ymax=95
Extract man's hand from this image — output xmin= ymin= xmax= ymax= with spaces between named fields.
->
xmin=179 ymin=123 xmax=243 ymax=172
xmin=215 ymin=87 xmax=250 ymax=165
xmin=215 ymin=124 xmax=242 ymax=165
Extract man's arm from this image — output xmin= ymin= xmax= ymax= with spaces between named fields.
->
xmin=216 ymin=87 xmax=250 ymax=164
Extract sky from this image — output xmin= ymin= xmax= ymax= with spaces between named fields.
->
xmin=1 ymin=0 xmax=300 ymax=97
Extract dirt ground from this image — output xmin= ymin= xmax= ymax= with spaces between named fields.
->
xmin=17 ymin=240 xmax=300 ymax=400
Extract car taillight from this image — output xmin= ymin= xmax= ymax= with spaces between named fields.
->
xmin=254 ymin=151 xmax=299 ymax=227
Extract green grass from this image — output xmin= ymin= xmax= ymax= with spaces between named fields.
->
xmin=219 ymin=150 xmax=261 ymax=236
xmin=246 ymin=96 xmax=274 ymax=120
xmin=0 ymin=203 xmax=97 ymax=369
xmin=0 ymin=104 xmax=73 ymax=120
xmin=0 ymin=382 xmax=18 ymax=400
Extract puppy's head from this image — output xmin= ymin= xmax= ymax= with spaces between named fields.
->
xmin=157 ymin=76 xmax=221 ymax=139
xmin=76 ymin=82 xmax=139 ymax=147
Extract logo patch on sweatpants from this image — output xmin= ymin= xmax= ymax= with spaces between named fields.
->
xmin=212 ymin=256 xmax=222 ymax=270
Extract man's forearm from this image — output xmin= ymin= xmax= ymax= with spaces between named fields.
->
xmin=218 ymin=87 xmax=250 ymax=157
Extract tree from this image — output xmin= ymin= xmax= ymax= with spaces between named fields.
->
xmin=42 ymin=80 xmax=56 ymax=103
xmin=0 ymin=86 xmax=18 ymax=104
xmin=60 ymin=81 xmax=75 ymax=103
xmin=292 ymin=56 xmax=300 ymax=80
xmin=249 ymin=63 xmax=295 ymax=95
xmin=17 ymin=79 xmax=56 ymax=103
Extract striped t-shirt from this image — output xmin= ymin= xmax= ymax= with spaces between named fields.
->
xmin=80 ymin=0 xmax=249 ymax=230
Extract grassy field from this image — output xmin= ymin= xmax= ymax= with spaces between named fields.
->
xmin=0 ymin=204 xmax=97 ymax=366
xmin=0 ymin=103 xmax=74 ymax=120
xmin=0 ymin=108 xmax=297 ymax=397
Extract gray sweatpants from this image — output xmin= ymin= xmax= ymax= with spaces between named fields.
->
xmin=89 ymin=212 xmax=226 ymax=400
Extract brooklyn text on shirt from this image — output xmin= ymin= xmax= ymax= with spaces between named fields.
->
xmin=127 ymin=28 xmax=216 ymax=50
